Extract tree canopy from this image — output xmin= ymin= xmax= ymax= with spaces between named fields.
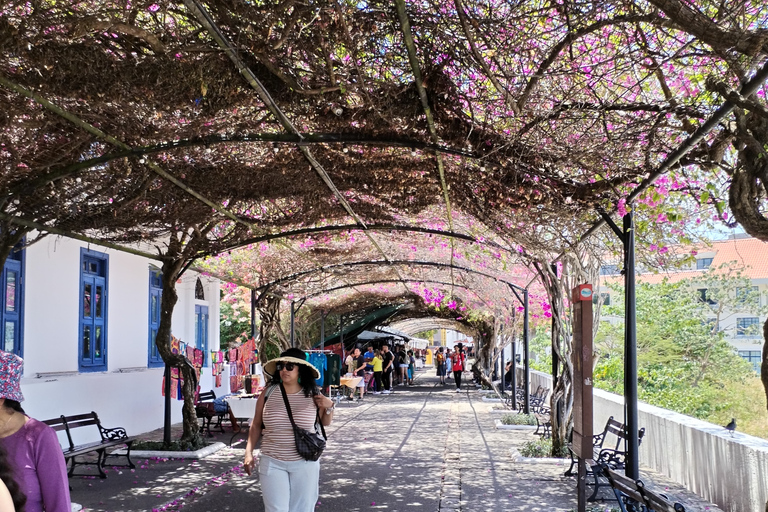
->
xmin=1 ymin=0 xmax=767 ymax=335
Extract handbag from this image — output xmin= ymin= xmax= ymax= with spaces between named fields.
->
xmin=279 ymin=383 xmax=327 ymax=461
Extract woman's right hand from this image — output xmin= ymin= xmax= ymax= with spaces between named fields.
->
xmin=244 ymin=451 xmax=256 ymax=475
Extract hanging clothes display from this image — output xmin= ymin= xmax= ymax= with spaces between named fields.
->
xmin=211 ymin=350 xmax=225 ymax=388
xmin=308 ymin=352 xmax=328 ymax=387
xmin=325 ymin=353 xmax=341 ymax=387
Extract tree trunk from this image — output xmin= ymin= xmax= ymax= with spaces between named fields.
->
xmin=155 ymin=254 xmax=201 ymax=445
xmin=257 ymin=295 xmax=289 ymax=363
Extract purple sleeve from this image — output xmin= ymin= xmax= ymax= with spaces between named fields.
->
xmin=33 ymin=426 xmax=72 ymax=512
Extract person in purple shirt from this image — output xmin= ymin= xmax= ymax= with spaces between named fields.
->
xmin=0 ymin=350 xmax=71 ymax=512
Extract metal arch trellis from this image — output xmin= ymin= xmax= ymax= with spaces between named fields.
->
xmin=224 ymin=224 xmax=517 ymax=256
xmin=251 ymin=259 xmax=527 ymax=294
xmin=182 ymin=0 xmax=411 ymax=295
xmin=29 ymin=133 xmax=477 ymax=188
xmin=562 ymin=58 xmax=768 ymax=482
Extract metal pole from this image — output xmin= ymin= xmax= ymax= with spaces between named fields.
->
xmin=290 ymin=300 xmax=295 ymax=348
xmin=250 ymin=289 xmax=256 ymax=339
xmin=320 ymin=311 xmax=326 ymax=352
xmin=510 ymin=341 xmax=517 ymax=409
xmin=163 ymin=364 xmax=172 ymax=445
xmin=500 ymin=341 xmax=505 ymax=391
xmin=523 ymin=289 xmax=530 ymax=415
xmin=340 ymin=314 xmax=345 ymax=360
xmin=624 ymin=211 xmax=640 ymax=480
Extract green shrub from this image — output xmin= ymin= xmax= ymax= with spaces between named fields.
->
xmin=518 ymin=438 xmax=568 ymax=458
xmin=501 ymin=413 xmax=536 ymax=425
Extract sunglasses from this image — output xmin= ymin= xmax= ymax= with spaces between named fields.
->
xmin=275 ymin=362 xmax=297 ymax=372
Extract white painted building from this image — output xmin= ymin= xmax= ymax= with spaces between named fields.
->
xmin=1 ymin=234 xmax=225 ymax=437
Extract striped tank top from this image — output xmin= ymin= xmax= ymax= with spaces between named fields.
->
xmin=261 ymin=387 xmax=319 ymax=461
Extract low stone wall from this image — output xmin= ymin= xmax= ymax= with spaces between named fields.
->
xmin=517 ymin=368 xmax=768 ymax=512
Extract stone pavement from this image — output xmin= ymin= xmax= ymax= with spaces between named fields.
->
xmin=70 ymin=371 xmax=724 ymax=512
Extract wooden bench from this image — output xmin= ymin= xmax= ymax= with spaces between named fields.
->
xmin=565 ymin=416 xmax=646 ymax=501
xmin=595 ymin=462 xmax=686 ymax=512
xmin=196 ymin=390 xmax=225 ymax=437
xmin=43 ymin=412 xmax=135 ymax=479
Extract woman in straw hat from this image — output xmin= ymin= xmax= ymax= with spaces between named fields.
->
xmin=244 ymin=348 xmax=335 ymax=512
xmin=0 ymin=350 xmax=71 ymax=512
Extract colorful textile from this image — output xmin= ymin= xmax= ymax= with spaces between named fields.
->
xmin=308 ymin=353 xmax=328 ymax=386
xmin=0 ymin=350 xmax=24 ymax=402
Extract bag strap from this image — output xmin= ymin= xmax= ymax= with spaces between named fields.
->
xmin=279 ymin=384 xmax=328 ymax=440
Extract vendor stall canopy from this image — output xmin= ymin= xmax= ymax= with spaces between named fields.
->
xmin=2 ymin=0 xmax=767 ymax=323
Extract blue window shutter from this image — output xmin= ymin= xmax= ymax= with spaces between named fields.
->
xmin=195 ymin=304 xmax=209 ymax=367
xmin=148 ymin=269 xmax=164 ymax=367
xmin=79 ymin=249 xmax=108 ymax=372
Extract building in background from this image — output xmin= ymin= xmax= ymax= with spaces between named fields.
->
xmin=1 ymin=234 xmax=224 ymax=436
xmin=598 ymin=235 xmax=768 ymax=372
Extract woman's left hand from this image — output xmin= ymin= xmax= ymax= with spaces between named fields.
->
xmin=314 ymin=393 xmax=334 ymax=409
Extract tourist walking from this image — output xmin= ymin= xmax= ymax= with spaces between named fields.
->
xmin=0 ymin=350 xmax=71 ymax=512
xmin=381 ymin=344 xmax=394 ymax=393
xmin=244 ymin=348 xmax=335 ymax=512
xmin=435 ymin=347 xmax=447 ymax=385
xmin=450 ymin=344 xmax=467 ymax=392
xmin=372 ymin=349 xmax=383 ymax=394
xmin=407 ymin=350 xmax=416 ymax=385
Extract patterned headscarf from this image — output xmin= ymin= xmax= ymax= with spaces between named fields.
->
xmin=0 ymin=350 xmax=24 ymax=402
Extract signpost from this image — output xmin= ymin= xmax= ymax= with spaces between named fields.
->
xmin=572 ymin=284 xmax=594 ymax=512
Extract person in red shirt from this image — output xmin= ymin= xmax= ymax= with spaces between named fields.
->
xmin=450 ymin=343 xmax=466 ymax=393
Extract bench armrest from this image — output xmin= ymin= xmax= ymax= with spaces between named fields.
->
xmin=100 ymin=426 xmax=129 ymax=441
xmin=596 ymin=448 xmax=626 ymax=468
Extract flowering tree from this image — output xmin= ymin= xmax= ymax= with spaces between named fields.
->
xmin=2 ymin=0 xmax=768 ymax=429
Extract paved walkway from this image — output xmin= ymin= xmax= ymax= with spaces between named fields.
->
xmin=70 ymin=371 xmax=724 ymax=512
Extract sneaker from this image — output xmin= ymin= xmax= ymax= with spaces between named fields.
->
xmin=381 ymin=390 xmax=391 ymax=394
xmin=347 ymin=396 xmax=355 ymax=401
xmin=456 ymin=388 xmax=461 ymax=393
xmin=373 ymin=391 xmax=381 ymax=395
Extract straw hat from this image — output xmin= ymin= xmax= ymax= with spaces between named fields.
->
xmin=0 ymin=350 xmax=24 ymax=402
xmin=263 ymin=348 xmax=321 ymax=380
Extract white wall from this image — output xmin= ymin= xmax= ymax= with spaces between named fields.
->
xmin=518 ymin=369 xmax=768 ymax=512
xmin=17 ymin=236 xmax=224 ymax=442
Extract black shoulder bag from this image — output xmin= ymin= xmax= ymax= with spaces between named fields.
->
xmin=279 ymin=384 xmax=327 ymax=461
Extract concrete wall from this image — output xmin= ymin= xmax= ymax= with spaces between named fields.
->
xmin=518 ymin=369 xmax=768 ymax=512
xmin=16 ymin=236 xmax=224 ymax=443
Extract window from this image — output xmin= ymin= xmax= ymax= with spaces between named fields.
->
xmin=1 ymin=242 xmax=24 ymax=356
xmin=697 ymin=288 xmax=716 ymax=305
xmin=736 ymin=317 xmax=761 ymax=337
xmin=592 ymin=293 xmax=611 ymax=306
xmin=696 ymin=258 xmax=713 ymax=270
xmin=79 ymin=249 xmax=108 ymax=371
xmin=599 ymin=264 xmax=619 ymax=276
xmin=195 ymin=305 xmax=209 ymax=367
xmin=736 ymin=286 xmax=759 ymax=305
xmin=148 ymin=269 xmax=163 ymax=368
xmin=195 ymin=278 xmax=205 ymax=300
xmin=738 ymin=350 xmax=761 ymax=373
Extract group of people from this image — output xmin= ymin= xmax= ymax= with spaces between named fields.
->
xmin=434 ymin=343 xmax=468 ymax=392
xmin=0 ymin=350 xmax=72 ymax=512
xmin=343 ymin=343 xmax=419 ymax=400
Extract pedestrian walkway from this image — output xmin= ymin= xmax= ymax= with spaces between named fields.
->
xmin=70 ymin=371 xmax=724 ymax=512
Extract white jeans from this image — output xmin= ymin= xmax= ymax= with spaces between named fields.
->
xmin=259 ymin=454 xmax=320 ymax=512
